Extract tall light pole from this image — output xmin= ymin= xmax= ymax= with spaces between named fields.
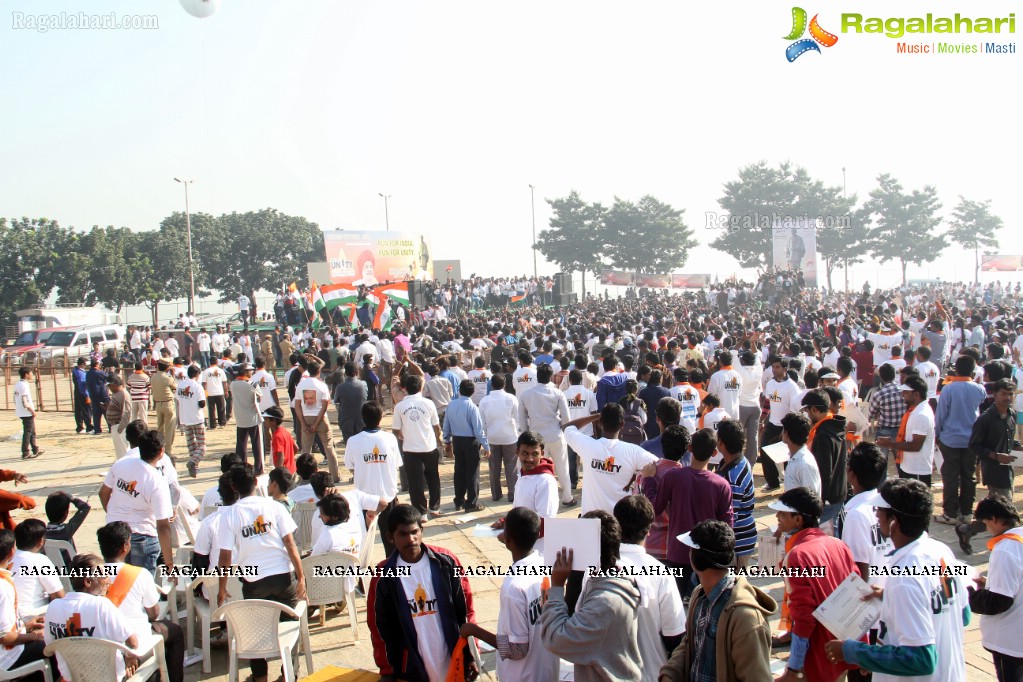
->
xmin=528 ymin=184 xmax=537 ymax=279
xmin=378 ymin=193 xmax=391 ymax=231
xmin=841 ymin=167 xmax=848 ymax=304
xmin=173 ymin=177 xmax=196 ymax=315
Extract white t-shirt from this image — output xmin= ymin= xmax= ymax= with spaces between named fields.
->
xmin=251 ymin=370 xmax=278 ymax=412
xmin=838 ymin=490 xmax=894 ymax=589
xmin=197 ymin=333 xmax=211 ymax=352
xmin=396 ymin=554 xmax=449 ymax=682
xmin=915 ymin=362 xmax=941 ymax=399
xmin=194 ymin=511 xmax=227 ymax=599
xmin=294 ymin=377 xmax=330 ymax=418
xmin=310 ymin=489 xmax=378 ymax=548
xmin=103 ymin=456 xmax=174 ymax=536
xmin=104 ymin=562 xmax=161 ymax=632
xmin=200 ymin=487 xmax=223 ymax=518
xmin=563 ymin=385 xmax=598 ymax=436
xmin=512 ymin=366 xmax=538 ymax=392
xmin=702 ymin=407 xmax=728 ymax=434
xmin=619 ymin=543 xmax=686 ymax=682
xmin=564 ymin=427 xmax=657 ymax=514
xmin=201 ymin=365 xmax=227 ymax=396
xmin=670 ymin=384 xmax=701 ymax=433
xmin=175 ymin=378 xmax=206 ymax=426
xmin=288 ymin=482 xmax=316 ymax=505
xmin=513 ymin=472 xmax=560 ymax=521
xmin=706 ymin=368 xmax=742 ymax=419
xmin=867 ymin=332 xmax=899 ymax=365
xmin=980 ymin=527 xmax=1023 ymax=657
xmin=838 ymin=377 xmax=860 ymax=406
xmin=0 ymin=570 xmax=25 ymax=669
xmin=764 ymin=378 xmax=802 ymax=427
xmin=784 ymin=446 xmax=821 ymax=495
xmin=44 ymin=592 xmax=134 ymax=681
xmin=11 ymin=550 xmax=64 ymax=615
xmin=392 ymin=394 xmax=441 ymax=452
xmin=874 ymin=535 xmax=966 ymax=682
xmin=219 ymin=496 xmax=298 ymax=581
xmin=466 ymin=369 xmax=492 ymax=405
xmin=345 ymin=429 xmax=403 ymax=501
xmin=901 ymin=401 xmax=936 ymax=476
xmin=13 ymin=379 xmax=33 ymax=418
xmin=495 ymin=552 xmax=559 ymax=682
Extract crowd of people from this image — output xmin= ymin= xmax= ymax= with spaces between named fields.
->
xmin=6 ymin=272 xmax=1023 ymax=681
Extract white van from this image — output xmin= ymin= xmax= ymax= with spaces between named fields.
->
xmin=32 ymin=324 xmax=126 ymax=368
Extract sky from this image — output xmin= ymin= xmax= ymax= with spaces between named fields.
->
xmin=1 ymin=0 xmax=1020 ymax=304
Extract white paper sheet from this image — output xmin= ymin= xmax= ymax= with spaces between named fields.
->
xmin=472 ymin=524 xmax=504 ymax=538
xmin=812 ymin=572 xmax=882 ymax=641
xmin=761 ymin=440 xmax=791 ymax=465
xmin=758 ymin=527 xmax=784 ymax=568
xmin=543 ymin=517 xmax=601 ymax=572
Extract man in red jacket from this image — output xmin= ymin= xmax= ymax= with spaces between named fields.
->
xmin=771 ymin=487 xmax=861 ymax=682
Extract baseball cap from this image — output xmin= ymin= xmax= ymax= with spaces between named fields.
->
xmin=817 ymin=368 xmax=838 ymax=380
xmin=801 ymin=391 xmax=830 ymax=411
xmin=261 ymin=406 xmax=284 ymax=420
xmin=896 ymin=383 xmax=914 ymax=391
xmin=767 ymin=500 xmax=800 ymax=513
xmin=676 ymin=532 xmax=700 ymax=549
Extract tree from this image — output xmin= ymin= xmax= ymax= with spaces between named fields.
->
xmin=863 ymin=174 xmax=946 ymax=285
xmin=815 ymin=196 xmax=871 ymax=294
xmin=710 ymin=161 xmax=813 ymax=271
xmin=602 ymin=195 xmax=697 ymax=274
xmin=534 ymin=191 xmax=607 ymax=298
xmin=202 ymin=209 xmax=325 ymax=302
xmin=947 ymin=196 xmax=1003 ymax=284
xmin=0 ymin=218 xmax=73 ymax=329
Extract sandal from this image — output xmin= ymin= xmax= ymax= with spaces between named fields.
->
xmin=771 ymin=631 xmax=791 ymax=648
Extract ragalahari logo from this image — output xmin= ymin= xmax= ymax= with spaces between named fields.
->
xmin=784 ymin=7 xmax=839 ymax=61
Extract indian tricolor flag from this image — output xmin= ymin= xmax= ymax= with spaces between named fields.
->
xmin=373 ymin=293 xmax=393 ymax=331
xmin=308 ymin=282 xmax=325 ymax=329
xmin=371 ymin=282 xmax=410 ymax=306
xmin=320 ymin=284 xmax=358 ymax=310
xmin=510 ymin=292 xmax=527 ymax=306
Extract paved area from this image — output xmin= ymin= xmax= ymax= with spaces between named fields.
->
xmin=0 ymin=408 xmax=1001 ymax=681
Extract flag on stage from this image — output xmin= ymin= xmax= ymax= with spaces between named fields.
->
xmin=510 ymin=292 xmax=526 ymax=306
xmin=373 ymin=294 xmax=393 ymax=331
xmin=320 ymin=283 xmax=359 ymax=310
xmin=371 ymin=282 xmax=410 ymax=306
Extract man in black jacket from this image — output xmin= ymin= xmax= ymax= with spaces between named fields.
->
xmin=802 ymin=389 xmax=848 ymax=527
xmin=368 ymin=504 xmax=477 ymax=682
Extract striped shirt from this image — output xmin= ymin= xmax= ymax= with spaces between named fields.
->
xmin=125 ymin=371 xmax=151 ymax=402
xmin=717 ymin=457 xmax=756 ymax=556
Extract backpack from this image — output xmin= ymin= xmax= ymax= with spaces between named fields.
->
xmin=619 ymin=399 xmax=646 ymax=445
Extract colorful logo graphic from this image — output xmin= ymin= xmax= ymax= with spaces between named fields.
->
xmin=784 ymin=7 xmax=839 ymax=61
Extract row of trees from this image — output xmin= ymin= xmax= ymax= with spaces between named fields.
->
xmin=0 ymin=209 xmax=326 ymax=328
xmin=536 ymin=161 xmax=1004 ymax=291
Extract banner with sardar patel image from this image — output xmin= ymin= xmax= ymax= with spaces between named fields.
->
xmin=323 ymin=230 xmax=433 ymax=285
xmin=771 ymin=217 xmax=819 ymax=288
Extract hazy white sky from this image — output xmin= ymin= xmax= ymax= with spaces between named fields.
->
xmin=1 ymin=0 xmax=1019 ymax=292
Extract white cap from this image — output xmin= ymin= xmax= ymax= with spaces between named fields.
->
xmin=767 ymin=500 xmax=800 ymax=513
xmin=896 ymin=383 xmax=914 ymax=391
xmin=676 ymin=532 xmax=700 ymax=550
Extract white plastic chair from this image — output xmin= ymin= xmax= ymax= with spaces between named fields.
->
xmin=185 ymin=572 xmax=243 ymax=673
xmin=301 ymin=551 xmax=359 ymax=635
xmin=358 ymin=514 xmax=380 ymax=574
xmin=43 ymin=632 xmax=168 ymax=682
xmin=42 ymin=539 xmax=75 ymax=594
xmin=0 ymin=658 xmax=52 ymax=682
xmin=211 ymin=599 xmax=313 ymax=682
xmin=256 ymin=473 xmax=270 ymax=497
xmin=291 ymin=502 xmax=318 ymax=554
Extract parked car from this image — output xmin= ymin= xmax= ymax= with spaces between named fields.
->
xmin=33 ymin=324 xmax=126 ymax=368
xmin=0 ymin=327 xmax=71 ymax=365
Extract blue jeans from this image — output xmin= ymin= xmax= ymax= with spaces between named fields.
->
xmin=199 ymin=351 xmax=210 ymax=369
xmin=875 ymin=425 xmax=898 ymax=463
xmin=129 ymin=533 xmax=160 ymax=575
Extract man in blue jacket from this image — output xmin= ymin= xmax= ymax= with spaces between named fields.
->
xmin=368 ymin=504 xmax=478 ymax=682
xmin=85 ymin=359 xmax=110 ymax=435
xmin=72 ymin=357 xmax=91 ymax=433
xmin=595 ymin=355 xmax=628 ymax=409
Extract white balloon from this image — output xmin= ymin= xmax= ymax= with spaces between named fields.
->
xmin=179 ymin=0 xmax=220 ymax=19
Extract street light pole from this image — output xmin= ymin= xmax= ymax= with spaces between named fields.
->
xmin=529 ymin=184 xmax=537 ymax=279
xmin=174 ymin=177 xmax=196 ymax=316
xmin=842 ymin=167 xmax=848 ymax=306
xmin=378 ymin=193 xmax=391 ymax=231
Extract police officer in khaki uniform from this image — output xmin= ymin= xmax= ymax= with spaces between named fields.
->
xmin=151 ymin=359 xmax=178 ymax=458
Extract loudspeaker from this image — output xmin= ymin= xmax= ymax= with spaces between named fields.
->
xmin=554 ymin=292 xmax=578 ymax=306
xmin=553 ymin=272 xmax=573 ymax=296
xmin=407 ymin=281 xmax=428 ymax=309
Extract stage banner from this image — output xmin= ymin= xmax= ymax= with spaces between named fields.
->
xmin=635 ymin=274 xmax=671 ymax=288
xmin=771 ymin=217 xmax=819 ymax=288
xmin=323 ymin=231 xmax=433 ymax=285
xmin=670 ymin=274 xmax=710 ymax=288
xmin=600 ymin=270 xmax=635 ymax=286
xmin=981 ymin=255 xmax=1023 ymax=272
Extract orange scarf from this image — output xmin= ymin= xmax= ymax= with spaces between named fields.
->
xmin=106 ymin=564 xmax=142 ymax=607
xmin=987 ymin=532 xmax=1023 ymax=552
xmin=894 ymin=407 xmax=913 ymax=465
xmin=941 ymin=375 xmax=974 ymax=390
xmin=807 ymin=413 xmax=833 ymax=448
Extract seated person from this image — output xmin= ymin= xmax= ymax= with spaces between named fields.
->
xmin=267 ymin=466 xmax=296 ymax=513
xmin=199 ymin=453 xmax=242 ymax=518
xmin=98 ymin=521 xmax=185 ymax=682
xmin=11 ymin=519 xmax=65 ymax=616
xmin=44 ymin=492 xmax=91 ymax=562
xmin=287 ymin=454 xmax=319 ymax=505
xmin=0 ymin=529 xmax=51 ymax=681
xmin=44 ymin=554 xmax=139 ymax=682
